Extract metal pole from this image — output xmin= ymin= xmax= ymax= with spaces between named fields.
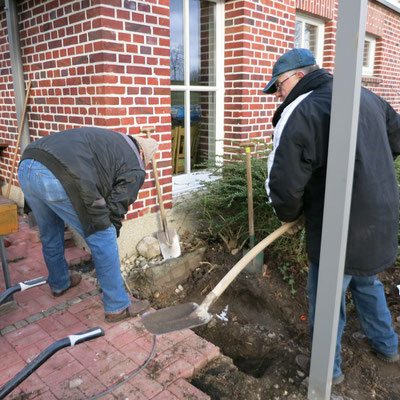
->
xmin=5 ymin=0 xmax=30 ymax=152
xmin=0 ymin=237 xmax=13 ymax=301
xmin=308 ymin=0 xmax=367 ymax=398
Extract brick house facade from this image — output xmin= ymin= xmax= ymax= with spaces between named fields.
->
xmin=0 ymin=0 xmax=399 ymax=255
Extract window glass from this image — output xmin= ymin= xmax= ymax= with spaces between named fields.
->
xmin=363 ymin=41 xmax=371 ymax=68
xmin=170 ymin=92 xmax=215 ymax=174
xmin=189 ymin=0 xmax=216 ymax=86
xmin=170 ymin=0 xmax=219 ymax=178
xmin=294 ymin=14 xmax=324 ymax=66
xmin=294 ymin=20 xmax=302 ymax=48
xmin=362 ymin=35 xmax=376 ymax=76
xmin=171 ymin=92 xmax=185 ymax=174
xmin=170 ymin=0 xmax=184 ymax=85
xmin=304 ymin=23 xmax=318 ymax=55
xmin=190 ymin=91 xmax=215 ymax=170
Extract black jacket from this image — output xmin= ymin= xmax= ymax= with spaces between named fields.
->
xmin=266 ymin=69 xmax=400 ymax=276
xmin=21 ymin=127 xmax=146 ymax=237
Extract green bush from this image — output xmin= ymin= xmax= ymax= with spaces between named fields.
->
xmin=191 ymin=141 xmax=308 ymax=271
xmin=190 ymin=145 xmax=400 ymax=289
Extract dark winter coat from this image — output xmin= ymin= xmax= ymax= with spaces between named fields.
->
xmin=266 ymin=69 xmax=400 ymax=276
xmin=21 ymin=127 xmax=145 ymax=237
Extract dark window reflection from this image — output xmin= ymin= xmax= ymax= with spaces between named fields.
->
xmin=171 ymin=92 xmax=215 ymax=174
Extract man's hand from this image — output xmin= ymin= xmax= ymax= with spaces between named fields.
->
xmin=282 ymin=215 xmax=305 ymax=235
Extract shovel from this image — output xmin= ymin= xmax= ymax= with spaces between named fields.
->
xmin=240 ymin=142 xmax=264 ymax=274
xmin=141 ymin=127 xmax=181 ymax=259
xmin=142 ymin=220 xmax=299 ymax=334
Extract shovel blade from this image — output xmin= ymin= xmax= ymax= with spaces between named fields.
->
xmin=142 ymin=302 xmax=212 ymax=335
xmin=243 ymin=248 xmax=264 ymax=274
xmin=157 ymin=229 xmax=181 ymax=259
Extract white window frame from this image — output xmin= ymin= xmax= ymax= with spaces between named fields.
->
xmin=172 ymin=0 xmax=225 ymax=196
xmin=294 ymin=13 xmax=325 ymax=67
xmin=362 ymin=34 xmax=376 ymax=77
xmin=376 ymin=0 xmax=400 ymax=13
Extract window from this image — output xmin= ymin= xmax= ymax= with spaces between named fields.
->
xmin=294 ymin=13 xmax=325 ymax=66
xmin=362 ymin=34 xmax=376 ymax=76
xmin=170 ymin=0 xmax=224 ymax=195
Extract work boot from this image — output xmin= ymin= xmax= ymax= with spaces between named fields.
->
xmin=295 ymin=354 xmax=344 ymax=385
xmin=52 ymin=272 xmax=82 ymax=297
xmin=105 ymin=300 xmax=150 ymax=323
xmin=352 ymin=331 xmax=399 ymax=363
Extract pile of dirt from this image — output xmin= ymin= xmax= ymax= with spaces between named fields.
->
xmin=140 ymin=243 xmax=400 ymax=400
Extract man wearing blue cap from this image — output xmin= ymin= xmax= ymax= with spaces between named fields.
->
xmin=264 ymin=48 xmax=400 ymax=384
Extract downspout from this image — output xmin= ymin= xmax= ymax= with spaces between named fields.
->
xmin=5 ymin=0 xmax=29 ymax=151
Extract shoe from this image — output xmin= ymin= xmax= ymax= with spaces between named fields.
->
xmin=52 ymin=272 xmax=81 ymax=297
xmin=352 ymin=331 xmax=399 ymax=363
xmin=332 ymin=373 xmax=344 ymax=385
xmin=105 ymin=300 xmax=150 ymax=323
xmin=295 ymin=354 xmax=344 ymax=385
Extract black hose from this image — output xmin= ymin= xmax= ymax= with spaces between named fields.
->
xmin=86 ymin=334 xmax=157 ymax=400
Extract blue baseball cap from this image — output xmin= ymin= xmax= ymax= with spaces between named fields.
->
xmin=263 ymin=48 xmax=316 ymax=94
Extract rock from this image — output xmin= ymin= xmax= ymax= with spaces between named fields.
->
xmin=69 ymin=378 xmax=82 ymax=389
xmin=297 ymin=370 xmax=305 ymax=378
xmin=136 ymin=236 xmax=161 ymax=259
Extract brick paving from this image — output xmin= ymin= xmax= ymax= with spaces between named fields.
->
xmin=0 ymin=216 xmax=219 ymax=399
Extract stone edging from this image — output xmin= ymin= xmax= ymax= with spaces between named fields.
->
xmin=0 ymin=289 xmax=101 ymax=337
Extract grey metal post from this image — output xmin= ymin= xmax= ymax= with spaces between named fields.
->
xmin=0 ymin=237 xmax=13 ymax=301
xmin=308 ymin=0 xmax=367 ymax=399
xmin=5 ymin=0 xmax=29 ymax=151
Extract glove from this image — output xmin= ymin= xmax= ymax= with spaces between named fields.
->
xmin=110 ymin=216 xmax=122 ymax=238
xmin=283 ymin=215 xmax=305 ymax=235
xmin=114 ymin=224 xmax=121 ymax=238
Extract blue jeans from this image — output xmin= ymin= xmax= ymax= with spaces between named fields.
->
xmin=307 ymin=263 xmax=398 ymax=378
xmin=18 ymin=159 xmax=131 ymax=314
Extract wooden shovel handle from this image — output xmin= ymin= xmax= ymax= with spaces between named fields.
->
xmin=200 ymin=220 xmax=300 ymax=311
xmin=245 ymin=146 xmax=254 ymax=240
xmin=141 ymin=128 xmax=169 ymax=232
xmin=6 ymin=79 xmax=32 ymax=198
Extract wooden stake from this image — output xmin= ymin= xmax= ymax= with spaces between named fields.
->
xmin=6 ymin=79 xmax=32 ymax=198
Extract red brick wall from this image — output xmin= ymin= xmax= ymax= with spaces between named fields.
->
xmin=0 ymin=0 xmax=172 ymax=221
xmin=224 ymin=0 xmax=400 ymax=158
xmin=224 ymin=0 xmax=296 ymax=157
xmin=1 ymin=0 xmax=400 ymax=222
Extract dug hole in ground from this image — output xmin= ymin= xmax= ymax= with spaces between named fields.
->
xmin=117 ymin=232 xmax=400 ymax=400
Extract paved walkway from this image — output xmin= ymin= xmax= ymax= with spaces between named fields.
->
xmin=0 ymin=216 xmax=219 ymax=399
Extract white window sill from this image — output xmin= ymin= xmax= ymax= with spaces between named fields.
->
xmin=172 ymin=171 xmax=218 ymax=196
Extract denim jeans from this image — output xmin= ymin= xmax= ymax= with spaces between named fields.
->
xmin=18 ymin=159 xmax=131 ymax=314
xmin=307 ymin=263 xmax=398 ymax=378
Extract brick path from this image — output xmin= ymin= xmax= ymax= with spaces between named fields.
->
xmin=0 ymin=216 xmax=219 ymax=399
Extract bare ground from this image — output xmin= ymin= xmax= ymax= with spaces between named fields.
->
xmin=132 ymin=240 xmax=400 ymax=400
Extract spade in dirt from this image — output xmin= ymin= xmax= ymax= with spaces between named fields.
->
xmin=240 ymin=142 xmax=264 ymax=274
xmin=141 ymin=127 xmax=181 ymax=260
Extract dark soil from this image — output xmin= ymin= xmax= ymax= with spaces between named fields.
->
xmin=140 ymin=242 xmax=400 ymax=400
